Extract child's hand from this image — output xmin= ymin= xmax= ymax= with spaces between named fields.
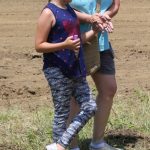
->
xmin=101 ymin=14 xmax=111 ymax=22
xmin=105 ymin=21 xmax=114 ymax=33
xmin=101 ymin=14 xmax=114 ymax=33
xmin=91 ymin=13 xmax=104 ymax=31
xmin=91 ymin=13 xmax=113 ymax=33
xmin=64 ymin=36 xmax=80 ymax=51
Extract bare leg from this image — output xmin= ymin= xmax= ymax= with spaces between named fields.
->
xmin=91 ymin=72 xmax=117 ymax=142
xmin=69 ymin=73 xmax=117 ymax=147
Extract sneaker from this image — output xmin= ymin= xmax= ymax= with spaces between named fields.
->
xmin=89 ymin=142 xmax=122 ymax=150
xmin=46 ymin=143 xmax=58 ymax=150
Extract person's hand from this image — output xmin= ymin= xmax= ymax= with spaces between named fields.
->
xmin=102 ymin=21 xmax=114 ymax=33
xmin=91 ymin=13 xmax=113 ymax=33
xmin=91 ymin=13 xmax=104 ymax=31
xmin=101 ymin=13 xmax=111 ymax=21
xmin=106 ymin=21 xmax=114 ymax=33
xmin=64 ymin=36 xmax=80 ymax=51
xmin=101 ymin=14 xmax=114 ymax=33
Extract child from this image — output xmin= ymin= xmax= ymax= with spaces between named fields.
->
xmin=35 ymin=0 xmax=98 ymax=150
xmin=69 ymin=0 xmax=120 ymax=150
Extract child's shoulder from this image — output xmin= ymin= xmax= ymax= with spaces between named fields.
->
xmin=41 ymin=7 xmax=53 ymax=16
xmin=40 ymin=4 xmax=54 ymax=21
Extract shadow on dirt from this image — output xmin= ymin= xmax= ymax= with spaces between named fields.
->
xmin=79 ymin=129 xmax=150 ymax=150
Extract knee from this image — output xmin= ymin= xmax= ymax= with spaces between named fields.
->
xmin=108 ymin=83 xmax=117 ymax=98
xmin=82 ymin=100 xmax=97 ymax=114
xmin=90 ymin=100 xmax=97 ymax=113
xmin=101 ymin=84 xmax=117 ymax=99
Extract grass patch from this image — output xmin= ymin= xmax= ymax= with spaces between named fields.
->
xmin=0 ymin=107 xmax=53 ymax=150
xmin=0 ymin=89 xmax=149 ymax=150
xmin=107 ymin=89 xmax=150 ymax=135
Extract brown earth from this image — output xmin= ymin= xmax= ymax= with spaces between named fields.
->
xmin=0 ymin=0 xmax=150 ymax=149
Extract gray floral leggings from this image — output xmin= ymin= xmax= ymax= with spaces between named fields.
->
xmin=44 ymin=67 xmax=97 ymax=148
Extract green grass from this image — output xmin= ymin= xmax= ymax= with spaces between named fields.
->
xmin=0 ymin=107 xmax=53 ymax=150
xmin=108 ymin=89 xmax=150 ymax=134
xmin=0 ymin=89 xmax=149 ymax=150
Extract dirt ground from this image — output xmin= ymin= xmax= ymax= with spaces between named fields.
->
xmin=0 ymin=0 xmax=150 ymax=149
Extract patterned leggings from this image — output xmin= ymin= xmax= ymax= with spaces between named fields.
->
xmin=44 ymin=67 xmax=97 ymax=148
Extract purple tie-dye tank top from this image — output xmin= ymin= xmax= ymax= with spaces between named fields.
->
xmin=43 ymin=3 xmax=86 ymax=78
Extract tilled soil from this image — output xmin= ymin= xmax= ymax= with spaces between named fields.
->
xmin=0 ymin=0 xmax=150 ymax=149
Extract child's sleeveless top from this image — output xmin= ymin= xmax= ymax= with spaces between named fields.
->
xmin=43 ymin=3 xmax=86 ymax=78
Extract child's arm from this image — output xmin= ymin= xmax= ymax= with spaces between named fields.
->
xmin=74 ymin=10 xmax=104 ymax=31
xmin=103 ymin=0 xmax=120 ymax=18
xmin=81 ymin=29 xmax=97 ymax=44
xmin=98 ymin=0 xmax=120 ymax=33
xmin=35 ymin=8 xmax=80 ymax=53
xmin=74 ymin=10 xmax=92 ymax=24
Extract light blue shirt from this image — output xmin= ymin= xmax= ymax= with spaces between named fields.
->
xmin=70 ymin=0 xmax=113 ymax=51
xmin=70 ymin=0 xmax=96 ymax=33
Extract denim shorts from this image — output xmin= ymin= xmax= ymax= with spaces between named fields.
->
xmin=98 ymin=49 xmax=116 ymax=75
